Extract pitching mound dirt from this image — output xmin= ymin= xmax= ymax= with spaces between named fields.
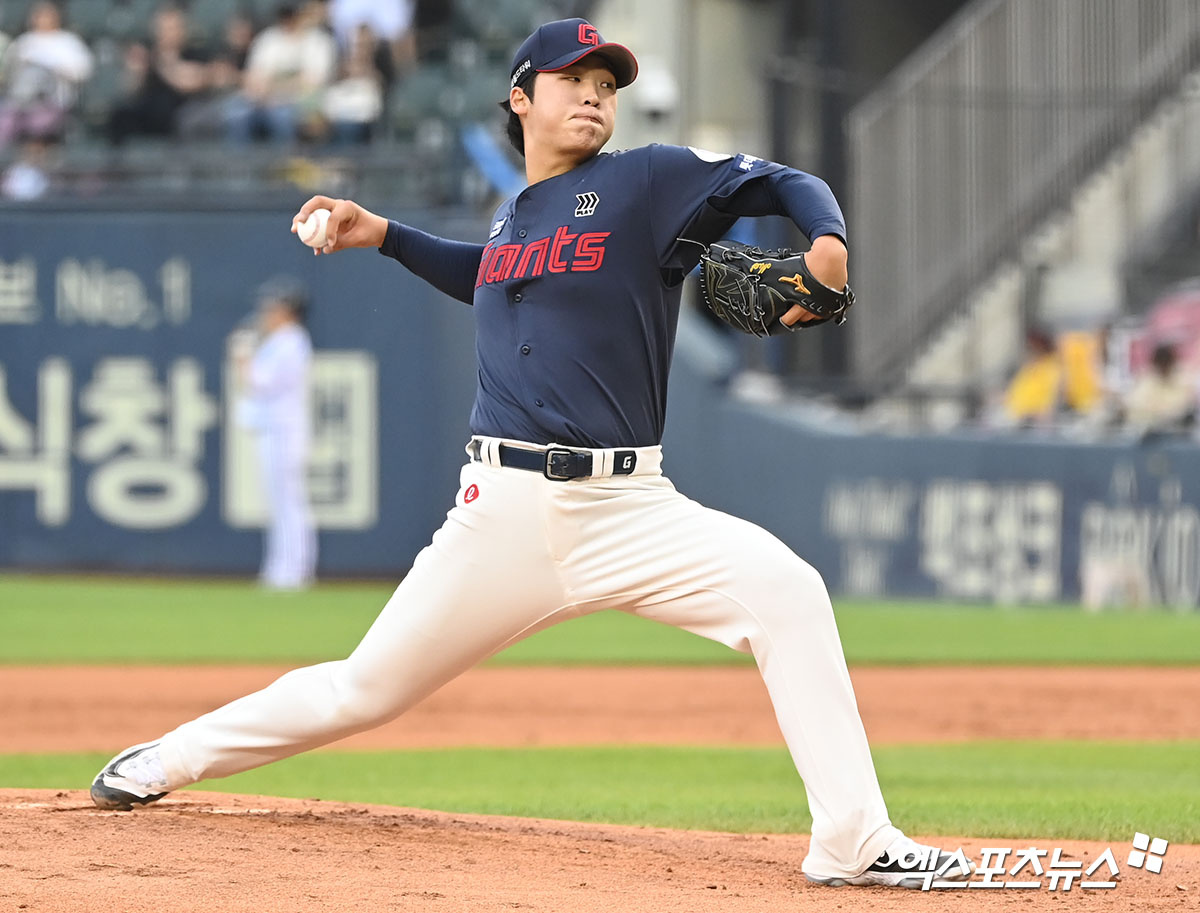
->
xmin=2 ymin=790 xmax=1196 ymax=912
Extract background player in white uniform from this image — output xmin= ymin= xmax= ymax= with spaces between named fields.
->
xmin=233 ymin=277 xmax=316 ymax=590
xmin=92 ymin=19 xmax=971 ymax=890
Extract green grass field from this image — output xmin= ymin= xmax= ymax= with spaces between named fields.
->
xmin=3 ymin=573 xmax=1198 ymax=842
xmin=4 ymin=573 xmax=1200 ymax=665
xmin=5 ymin=742 xmax=1197 ymax=841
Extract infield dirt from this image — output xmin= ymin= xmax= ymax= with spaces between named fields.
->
xmin=4 ymin=664 xmax=1200 ymax=751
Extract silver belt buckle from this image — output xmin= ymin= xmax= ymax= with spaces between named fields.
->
xmin=544 ymin=447 xmax=586 ymax=481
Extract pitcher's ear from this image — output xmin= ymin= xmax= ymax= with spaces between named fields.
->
xmin=509 ymin=85 xmax=530 ymax=115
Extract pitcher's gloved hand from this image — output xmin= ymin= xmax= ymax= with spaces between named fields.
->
xmin=697 ymin=240 xmax=855 ymax=337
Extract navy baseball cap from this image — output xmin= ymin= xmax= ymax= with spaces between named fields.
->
xmin=508 ymin=18 xmax=638 ymax=91
xmin=256 ymin=275 xmax=309 ymax=320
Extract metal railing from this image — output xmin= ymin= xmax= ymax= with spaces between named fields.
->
xmin=848 ymin=0 xmax=1200 ymax=387
xmin=0 ymin=132 xmax=482 ymax=212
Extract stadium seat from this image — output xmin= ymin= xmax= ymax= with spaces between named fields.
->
xmin=76 ymin=44 xmax=126 ymax=136
xmin=63 ymin=0 xmax=114 ymax=41
xmin=63 ymin=0 xmax=157 ymax=44
xmin=459 ymin=69 xmax=507 ymax=121
xmin=187 ymin=0 xmax=245 ymax=45
xmin=1 ymin=1 xmax=18 ymax=33
xmin=1 ymin=0 xmax=37 ymax=35
xmin=388 ymin=63 xmax=457 ymax=139
xmin=108 ymin=0 xmax=159 ymax=43
xmin=247 ymin=0 xmax=284 ymax=26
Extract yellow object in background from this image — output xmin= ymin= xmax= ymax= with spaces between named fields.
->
xmin=1059 ymin=331 xmax=1103 ymax=413
xmin=1004 ymin=354 xmax=1062 ymax=421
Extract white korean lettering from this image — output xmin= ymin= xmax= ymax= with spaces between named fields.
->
xmin=920 ymin=480 xmax=1062 ymax=602
xmin=77 ymin=357 xmax=216 ymax=528
xmin=1046 ymin=848 xmax=1083 ymax=892
xmin=1006 ymin=847 xmax=1047 ymax=888
xmin=0 ymin=359 xmax=72 ymax=524
xmin=969 ymin=848 xmax=1009 ymax=888
xmin=160 ymin=257 xmax=191 ymax=325
xmin=0 ymin=257 xmax=40 ymax=324
xmin=1081 ymin=848 xmax=1119 ymax=889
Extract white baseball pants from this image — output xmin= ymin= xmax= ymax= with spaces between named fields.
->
xmin=159 ymin=437 xmax=899 ymax=878
xmin=255 ymin=426 xmax=316 ymax=589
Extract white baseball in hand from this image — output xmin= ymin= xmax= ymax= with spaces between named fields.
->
xmin=298 ymin=208 xmax=331 ymax=248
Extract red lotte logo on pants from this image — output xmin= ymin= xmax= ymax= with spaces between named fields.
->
xmin=464 ymin=484 xmax=480 ymax=504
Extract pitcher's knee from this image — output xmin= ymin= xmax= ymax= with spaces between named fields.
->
xmin=766 ymin=551 xmax=829 ymax=602
xmin=324 ymin=664 xmax=409 ymax=730
xmin=748 ymin=553 xmax=835 ymax=630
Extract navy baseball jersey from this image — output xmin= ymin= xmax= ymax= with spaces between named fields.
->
xmin=382 ymin=143 xmax=846 ymax=448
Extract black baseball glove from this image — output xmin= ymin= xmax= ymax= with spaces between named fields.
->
xmin=697 ymin=240 xmax=855 ymax=337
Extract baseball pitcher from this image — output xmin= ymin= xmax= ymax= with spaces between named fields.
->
xmin=92 ymin=18 xmax=970 ymax=890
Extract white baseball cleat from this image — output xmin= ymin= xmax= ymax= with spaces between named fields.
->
xmin=90 ymin=741 xmax=170 ymax=810
xmin=806 ymin=834 xmax=974 ymax=888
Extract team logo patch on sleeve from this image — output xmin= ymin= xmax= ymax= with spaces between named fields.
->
xmin=687 ymin=146 xmax=733 ymax=163
xmin=574 ymin=192 xmax=600 ymax=217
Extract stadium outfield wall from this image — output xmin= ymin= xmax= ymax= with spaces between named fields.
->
xmin=1 ymin=209 xmax=1197 ymax=608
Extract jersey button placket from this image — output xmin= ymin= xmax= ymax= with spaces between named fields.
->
xmin=513 ymin=293 xmax=523 ymax=302
xmin=520 ymin=345 xmax=531 ymax=355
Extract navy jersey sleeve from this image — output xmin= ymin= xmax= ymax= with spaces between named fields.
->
xmin=646 ymin=144 xmax=846 ymax=278
xmin=378 ymin=220 xmax=485 ymax=305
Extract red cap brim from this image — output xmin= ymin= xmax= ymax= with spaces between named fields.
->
xmin=538 ymin=42 xmax=639 ymax=88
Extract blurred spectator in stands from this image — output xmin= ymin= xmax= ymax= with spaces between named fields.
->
xmin=1120 ymin=342 xmax=1195 ymax=437
xmin=319 ymin=23 xmax=383 ymax=144
xmin=301 ymin=0 xmax=334 ymax=41
xmin=330 ymin=0 xmax=415 ymax=73
xmin=0 ymin=1 xmax=93 ymax=149
xmin=1000 ymin=327 xmax=1061 ymax=427
xmin=1058 ymin=328 xmax=1105 ymax=416
xmin=1 ymin=137 xmax=51 ymax=199
xmin=106 ymin=5 xmax=211 ymax=145
xmin=224 ymin=2 xmax=335 ymax=144
xmin=211 ymin=9 xmax=255 ymax=83
xmin=176 ymin=8 xmax=253 ymax=140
